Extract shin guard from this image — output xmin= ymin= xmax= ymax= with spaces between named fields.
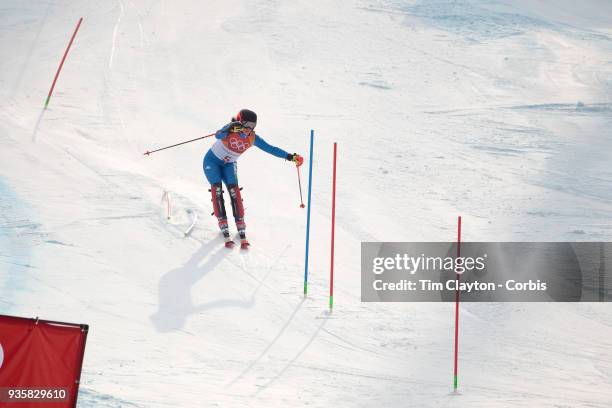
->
xmin=228 ymin=184 xmax=246 ymax=233
xmin=210 ymin=183 xmax=228 ymax=231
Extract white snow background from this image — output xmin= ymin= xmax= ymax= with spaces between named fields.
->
xmin=1 ymin=0 xmax=612 ymax=406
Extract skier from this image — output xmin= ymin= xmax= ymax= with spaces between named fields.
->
xmin=204 ymin=109 xmax=303 ymax=249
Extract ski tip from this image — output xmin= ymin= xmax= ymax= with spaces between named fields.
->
xmin=240 ymin=240 xmax=250 ymax=250
xmin=225 ymin=240 xmax=235 ymax=249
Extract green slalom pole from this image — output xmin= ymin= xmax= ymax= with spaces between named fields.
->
xmin=328 ymin=142 xmax=337 ymax=311
xmin=453 ymin=216 xmax=462 ymax=391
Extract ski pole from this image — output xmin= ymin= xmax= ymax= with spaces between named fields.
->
xmin=143 ymin=133 xmax=215 ymax=156
xmin=296 ymin=165 xmax=305 ymax=208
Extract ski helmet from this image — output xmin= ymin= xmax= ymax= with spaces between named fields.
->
xmin=235 ymin=109 xmax=257 ymax=129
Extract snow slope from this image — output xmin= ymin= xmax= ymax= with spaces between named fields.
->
xmin=1 ymin=0 xmax=612 ymax=406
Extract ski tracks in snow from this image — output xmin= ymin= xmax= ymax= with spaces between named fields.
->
xmin=221 ymin=246 xmax=333 ymax=398
xmin=227 ymin=297 xmax=306 ymax=388
xmin=108 ymin=0 xmax=124 ymax=70
xmin=223 ymin=246 xmax=404 ymax=402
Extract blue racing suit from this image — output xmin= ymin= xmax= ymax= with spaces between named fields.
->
xmin=203 ymin=125 xmax=289 ymax=186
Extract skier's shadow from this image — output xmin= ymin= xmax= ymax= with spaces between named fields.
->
xmin=150 ymin=237 xmax=253 ymax=332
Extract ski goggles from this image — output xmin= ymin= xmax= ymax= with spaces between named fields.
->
xmin=241 ymin=121 xmax=256 ymax=130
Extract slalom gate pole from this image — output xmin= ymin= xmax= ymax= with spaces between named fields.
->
xmin=453 ymin=215 xmax=462 ymax=391
xmin=329 ymin=142 xmax=337 ymax=311
xmin=303 ymin=129 xmax=314 ymax=296
xmin=296 ymin=166 xmax=305 ymax=208
xmin=143 ymin=133 xmax=215 ymax=156
xmin=45 ymin=17 xmax=83 ymax=109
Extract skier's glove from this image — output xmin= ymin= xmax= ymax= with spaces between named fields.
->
xmin=286 ymin=153 xmax=304 ymax=167
xmin=216 ymin=121 xmax=243 ymax=138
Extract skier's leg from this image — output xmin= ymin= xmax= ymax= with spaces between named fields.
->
xmin=223 ymin=163 xmax=246 ymax=238
xmin=210 ymin=184 xmax=229 ymax=232
xmin=228 ymin=184 xmax=246 ymax=235
xmin=222 ymin=161 xmax=238 ymax=186
xmin=204 ymin=151 xmax=229 ymax=235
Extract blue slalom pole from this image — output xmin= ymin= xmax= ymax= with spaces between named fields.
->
xmin=304 ymin=129 xmax=315 ymax=296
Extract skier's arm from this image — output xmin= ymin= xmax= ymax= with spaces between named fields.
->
xmin=253 ymin=134 xmax=290 ymax=159
xmin=215 ymin=121 xmax=242 ymax=139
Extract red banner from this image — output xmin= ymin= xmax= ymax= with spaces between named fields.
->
xmin=0 ymin=315 xmax=88 ymax=408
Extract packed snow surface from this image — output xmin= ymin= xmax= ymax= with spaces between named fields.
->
xmin=1 ymin=0 xmax=612 ymax=406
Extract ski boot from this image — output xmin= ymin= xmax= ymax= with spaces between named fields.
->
xmin=238 ymin=226 xmax=249 ymax=250
xmin=228 ymin=185 xmax=249 ymax=250
xmin=222 ymin=224 xmax=235 ymax=249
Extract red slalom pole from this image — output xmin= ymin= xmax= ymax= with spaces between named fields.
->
xmin=45 ymin=17 xmax=83 ymax=109
xmin=329 ymin=142 xmax=337 ymax=311
xmin=453 ymin=215 xmax=462 ymax=391
xmin=296 ymin=165 xmax=305 ymax=208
